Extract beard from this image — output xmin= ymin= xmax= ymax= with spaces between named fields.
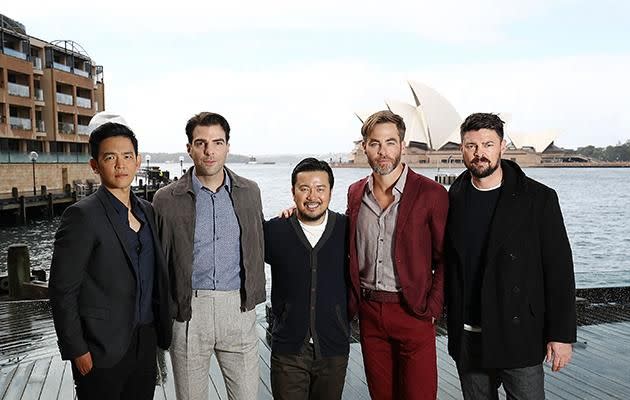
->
xmin=369 ymin=153 xmax=402 ymax=176
xmin=465 ymin=156 xmax=499 ymax=179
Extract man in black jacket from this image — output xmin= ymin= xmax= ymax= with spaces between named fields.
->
xmin=264 ymin=158 xmax=350 ymax=400
xmin=49 ymin=114 xmax=172 ymax=400
xmin=445 ymin=113 xmax=576 ymax=399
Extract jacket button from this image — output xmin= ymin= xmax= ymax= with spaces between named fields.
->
xmin=512 ymin=286 xmax=520 ymax=294
xmin=512 ymin=316 xmax=520 ymax=325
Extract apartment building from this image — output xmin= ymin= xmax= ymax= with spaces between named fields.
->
xmin=0 ymin=13 xmax=105 ymax=193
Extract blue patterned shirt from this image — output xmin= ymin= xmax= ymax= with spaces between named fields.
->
xmin=191 ymin=169 xmax=242 ymax=290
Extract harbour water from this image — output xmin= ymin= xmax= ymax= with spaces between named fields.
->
xmin=1 ymin=163 xmax=629 ymax=288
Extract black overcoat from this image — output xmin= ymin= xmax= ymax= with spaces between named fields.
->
xmin=445 ymin=159 xmax=576 ymax=368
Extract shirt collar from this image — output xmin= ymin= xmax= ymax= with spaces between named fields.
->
xmin=103 ymin=188 xmax=143 ymax=220
xmin=366 ymin=163 xmax=408 ymax=195
xmin=191 ymin=167 xmax=232 ymax=195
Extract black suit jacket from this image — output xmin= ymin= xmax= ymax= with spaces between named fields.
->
xmin=445 ymin=160 xmax=576 ymax=369
xmin=49 ymin=186 xmax=172 ymax=368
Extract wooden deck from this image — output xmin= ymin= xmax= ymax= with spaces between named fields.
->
xmin=1 ymin=300 xmax=630 ymax=399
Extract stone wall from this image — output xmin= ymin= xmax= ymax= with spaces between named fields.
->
xmin=0 ymin=163 xmax=98 ymax=195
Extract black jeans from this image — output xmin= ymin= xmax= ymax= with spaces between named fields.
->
xmin=271 ymin=343 xmax=349 ymax=400
xmin=456 ymin=330 xmax=545 ymax=400
xmin=72 ymin=324 xmax=157 ymax=400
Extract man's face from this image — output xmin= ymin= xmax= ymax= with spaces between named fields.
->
xmin=187 ymin=124 xmax=229 ymax=178
xmin=362 ymin=122 xmax=404 ymax=176
xmin=292 ymin=170 xmax=331 ymax=223
xmin=89 ymin=136 xmax=140 ymax=190
xmin=461 ymin=128 xmax=506 ymax=179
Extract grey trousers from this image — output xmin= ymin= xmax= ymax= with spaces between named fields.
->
xmin=170 ymin=290 xmax=259 ymax=400
xmin=456 ymin=330 xmax=545 ymax=400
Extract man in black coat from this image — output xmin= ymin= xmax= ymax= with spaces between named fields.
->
xmin=49 ymin=114 xmax=172 ymax=400
xmin=265 ymin=158 xmax=350 ymax=400
xmin=445 ymin=113 xmax=576 ymax=399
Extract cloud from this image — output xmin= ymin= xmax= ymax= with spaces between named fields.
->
xmin=105 ymin=53 xmax=630 ymax=154
xmin=8 ymin=0 xmax=552 ymax=43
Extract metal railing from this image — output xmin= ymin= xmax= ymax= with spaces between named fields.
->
xmin=32 ymin=57 xmax=43 ymax=70
xmin=74 ymin=69 xmax=90 ymax=78
xmin=9 ymin=116 xmax=32 ymax=130
xmin=76 ymin=97 xmax=92 ymax=109
xmin=34 ymin=88 xmax=44 ymax=101
xmin=8 ymin=82 xmax=30 ymax=98
xmin=0 ymin=152 xmax=90 ymax=164
xmin=2 ymin=47 xmax=27 ymax=60
xmin=56 ymin=92 xmax=73 ymax=105
xmin=58 ymin=122 xmax=75 ymax=134
xmin=52 ymin=62 xmax=72 ymax=73
xmin=77 ymin=124 xmax=90 ymax=135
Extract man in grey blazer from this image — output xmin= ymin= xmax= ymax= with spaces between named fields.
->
xmin=49 ymin=114 xmax=172 ymax=400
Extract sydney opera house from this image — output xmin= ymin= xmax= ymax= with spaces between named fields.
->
xmin=350 ymin=82 xmax=587 ymax=168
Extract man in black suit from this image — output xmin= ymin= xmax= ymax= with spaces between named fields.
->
xmin=445 ymin=113 xmax=576 ymax=399
xmin=49 ymin=113 xmax=172 ymax=400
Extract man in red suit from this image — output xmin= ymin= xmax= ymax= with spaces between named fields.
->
xmin=346 ymin=110 xmax=448 ymax=400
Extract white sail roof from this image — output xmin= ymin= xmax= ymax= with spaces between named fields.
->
xmin=385 ymin=99 xmax=430 ymax=146
xmin=408 ymin=81 xmax=462 ymax=150
xmin=508 ymin=130 xmax=558 ymax=153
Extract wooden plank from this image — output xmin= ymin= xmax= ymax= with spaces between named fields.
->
xmin=1 ymin=361 xmax=33 ymax=400
xmin=20 ymin=357 xmax=51 ymax=400
xmin=38 ymin=356 xmax=65 ymax=400
xmin=0 ymin=366 xmax=18 ymax=399
xmin=57 ymin=360 xmax=74 ymax=400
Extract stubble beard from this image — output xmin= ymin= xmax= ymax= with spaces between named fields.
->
xmin=369 ymin=153 xmax=402 ymax=176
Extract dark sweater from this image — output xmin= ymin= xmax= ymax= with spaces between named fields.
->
xmin=264 ymin=211 xmax=350 ymax=358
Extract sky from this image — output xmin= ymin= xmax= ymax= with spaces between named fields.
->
xmin=5 ymin=0 xmax=630 ymax=155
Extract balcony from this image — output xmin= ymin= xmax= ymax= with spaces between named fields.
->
xmin=9 ymin=116 xmax=32 ymax=130
xmin=8 ymin=82 xmax=30 ymax=98
xmin=2 ymin=47 xmax=28 ymax=60
xmin=36 ymin=120 xmax=46 ymax=132
xmin=58 ymin=121 xmax=75 ymax=134
xmin=32 ymin=57 xmax=43 ymax=70
xmin=56 ymin=92 xmax=73 ymax=106
xmin=74 ymin=69 xmax=90 ymax=78
xmin=76 ymin=97 xmax=92 ymax=109
xmin=53 ymin=62 xmax=72 ymax=73
xmin=77 ymin=124 xmax=90 ymax=135
xmin=34 ymin=88 xmax=44 ymax=101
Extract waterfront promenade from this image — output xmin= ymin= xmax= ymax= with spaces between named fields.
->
xmin=1 ymin=299 xmax=629 ymax=399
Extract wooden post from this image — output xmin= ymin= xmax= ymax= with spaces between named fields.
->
xmin=8 ymin=244 xmax=31 ymax=299
xmin=19 ymin=195 xmax=27 ymax=225
xmin=47 ymin=192 xmax=54 ymax=219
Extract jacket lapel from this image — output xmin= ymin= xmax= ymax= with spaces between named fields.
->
xmin=95 ymin=187 xmax=136 ymax=278
xmin=395 ymin=169 xmax=421 ymax=237
xmin=484 ymin=161 xmax=527 ymax=263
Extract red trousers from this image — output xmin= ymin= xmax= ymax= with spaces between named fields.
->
xmin=359 ymin=299 xmax=437 ymax=400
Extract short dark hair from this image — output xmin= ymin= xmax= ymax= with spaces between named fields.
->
xmin=291 ymin=158 xmax=334 ymax=189
xmin=185 ymin=112 xmax=231 ymax=144
xmin=361 ymin=110 xmax=406 ymax=141
xmin=460 ymin=113 xmax=505 ymax=140
xmin=89 ymin=122 xmax=138 ymax=160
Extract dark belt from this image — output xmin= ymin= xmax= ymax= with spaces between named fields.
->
xmin=361 ymin=288 xmax=402 ymax=303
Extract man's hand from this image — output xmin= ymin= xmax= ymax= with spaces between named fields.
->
xmin=546 ymin=342 xmax=572 ymax=372
xmin=74 ymin=352 xmax=93 ymax=376
xmin=279 ymin=206 xmax=296 ymax=218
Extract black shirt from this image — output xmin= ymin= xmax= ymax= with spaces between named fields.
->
xmin=105 ymin=189 xmax=155 ymax=325
xmin=461 ymin=179 xmax=501 ymax=326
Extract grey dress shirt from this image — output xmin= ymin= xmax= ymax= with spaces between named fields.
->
xmin=356 ymin=164 xmax=409 ymax=292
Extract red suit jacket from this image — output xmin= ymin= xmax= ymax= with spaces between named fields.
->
xmin=346 ymin=167 xmax=449 ymax=321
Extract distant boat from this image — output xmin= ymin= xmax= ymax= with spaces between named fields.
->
xmin=261 ymin=161 xmax=276 ymax=165
xmin=247 ymin=156 xmax=257 ymax=165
